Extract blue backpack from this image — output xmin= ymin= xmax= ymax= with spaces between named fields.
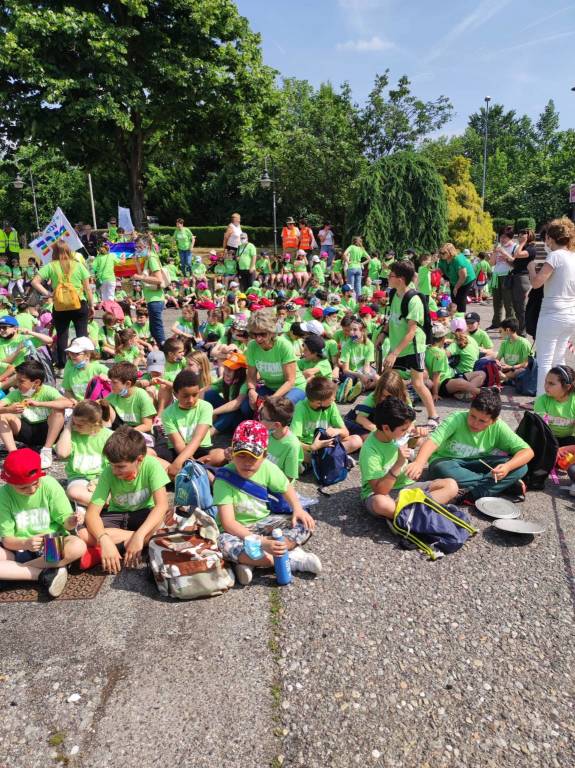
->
xmin=515 ymin=357 xmax=537 ymax=397
xmin=174 ymin=460 xmax=218 ymax=519
xmin=311 ymin=428 xmax=349 ymax=487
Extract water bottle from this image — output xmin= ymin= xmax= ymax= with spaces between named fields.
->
xmin=271 ymin=528 xmax=292 ymax=586
xmin=244 ymin=534 xmax=263 ymax=561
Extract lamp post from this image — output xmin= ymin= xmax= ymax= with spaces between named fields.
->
xmin=13 ymin=171 xmax=40 ymax=230
xmin=260 ymin=158 xmax=278 ymax=256
xmin=481 ymin=96 xmax=491 ymax=209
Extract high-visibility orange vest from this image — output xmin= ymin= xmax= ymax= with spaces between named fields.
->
xmin=299 ymin=226 xmax=314 ymax=250
xmin=282 ymin=226 xmax=299 ymax=250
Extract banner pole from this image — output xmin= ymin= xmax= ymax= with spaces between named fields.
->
xmin=88 ymin=173 xmax=97 ymax=230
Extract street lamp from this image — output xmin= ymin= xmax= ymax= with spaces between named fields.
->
xmin=13 ymin=171 xmax=40 ymax=230
xmin=259 ymin=158 xmax=278 ymax=256
xmin=481 ymin=96 xmax=491 ymax=209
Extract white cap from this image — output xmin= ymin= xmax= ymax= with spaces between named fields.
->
xmin=463 ymin=248 xmax=471 ymax=255
xmin=229 ymin=281 xmax=239 ymax=288
xmin=312 ymin=254 xmax=320 ymax=262
xmin=300 ymin=320 xmax=324 ymax=336
xmin=65 ymin=336 xmax=95 ymax=354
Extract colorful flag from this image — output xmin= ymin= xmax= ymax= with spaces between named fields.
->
xmin=118 ymin=206 xmax=134 ymax=233
xmin=108 ymin=241 xmax=144 ymax=277
xmin=29 ymin=207 xmax=84 ymax=264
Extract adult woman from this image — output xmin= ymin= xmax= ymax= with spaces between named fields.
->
xmin=133 ymin=233 xmax=165 ymax=346
xmin=488 ymin=226 xmax=516 ymax=330
xmin=242 ymin=308 xmax=306 ymax=416
xmin=509 ymin=228 xmax=536 ymax=336
xmin=438 ymin=243 xmax=476 ymax=314
xmin=318 ymin=221 xmax=335 ymax=269
xmin=223 ymin=212 xmax=242 ymax=255
xmin=343 ymin=236 xmax=369 ymax=299
xmin=528 ymin=218 xmax=575 ymax=396
xmin=173 ymin=218 xmax=195 ymax=277
xmin=32 ymin=240 xmax=93 ymax=368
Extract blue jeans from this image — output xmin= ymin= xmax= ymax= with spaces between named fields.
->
xmin=322 ymin=244 xmax=335 ymax=268
xmin=147 ymin=301 xmax=165 ymax=346
xmin=346 ymin=267 xmax=362 ymax=298
xmin=240 ymin=384 xmax=306 ymax=418
xmin=204 ymin=389 xmax=244 ymax=434
xmin=179 ymin=249 xmax=192 ymax=276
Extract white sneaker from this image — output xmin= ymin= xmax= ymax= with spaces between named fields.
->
xmin=40 ymin=447 xmax=53 ymax=469
xmin=288 ymin=547 xmax=322 ymax=575
xmin=235 ymin=563 xmax=253 ymax=586
xmin=40 ymin=566 xmax=68 ymax=598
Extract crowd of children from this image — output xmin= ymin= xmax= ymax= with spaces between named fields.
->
xmin=0 ymin=226 xmax=571 ymax=599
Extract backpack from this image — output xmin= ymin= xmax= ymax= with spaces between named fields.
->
xmin=173 ymin=459 xmax=218 ymax=519
xmin=430 ymin=269 xmax=442 ymax=288
xmin=516 ymin=411 xmax=558 ymax=490
xmin=515 ymin=356 xmax=537 ymax=396
xmin=388 ymin=288 xmax=433 ymax=344
xmin=311 ymin=427 xmax=348 ymax=487
xmin=148 ymin=508 xmax=235 ymax=599
xmin=215 ymin=466 xmax=292 ymax=514
xmin=84 ymin=375 xmax=113 ymax=401
xmin=393 ymin=487 xmax=477 ymax=561
xmin=27 ymin=345 xmax=57 ymax=388
xmin=101 ymin=300 xmax=124 ymax=322
xmin=473 ymin=357 xmax=501 ymax=388
xmin=53 ymin=262 xmax=81 ymax=312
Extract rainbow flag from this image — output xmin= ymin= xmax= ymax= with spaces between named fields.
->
xmin=108 ymin=241 xmax=145 ymax=278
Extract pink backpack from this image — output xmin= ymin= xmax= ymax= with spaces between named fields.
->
xmin=85 ymin=375 xmax=112 ymax=401
xmin=101 ymin=300 xmax=125 ymax=322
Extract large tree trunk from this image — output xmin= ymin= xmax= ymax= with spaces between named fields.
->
xmin=129 ymin=121 xmax=146 ymax=230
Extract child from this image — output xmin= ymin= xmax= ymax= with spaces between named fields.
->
xmin=83 ymin=427 xmax=170 ymax=574
xmin=359 ymin=398 xmax=458 ymax=519
xmin=340 ymin=284 xmax=357 ymax=314
xmin=497 ymin=319 xmax=531 ymax=382
xmin=443 ymin=319 xmax=485 ymax=398
xmin=0 ymin=360 xmax=73 ymax=469
xmin=105 ymin=362 xmax=156 ymax=433
xmin=184 ymin=347 xmax=212 ymax=390
xmin=0 ymin=448 xmax=86 ymax=597
xmin=62 ymin=336 xmax=109 ymax=401
xmin=534 ymin=366 xmax=575 ymax=446
xmin=293 ymin=250 xmax=310 ymax=290
xmin=0 ymin=314 xmax=53 ymax=369
xmin=132 ymin=307 xmax=153 ymax=351
xmin=298 ymin=334 xmax=333 ymax=380
xmin=473 ymin=252 xmax=492 ymax=303
xmin=464 ymin=312 xmax=494 ymax=357
xmin=99 ymin=311 xmax=119 ymax=358
xmin=291 ymin=376 xmax=363 ymax=465
xmin=55 ymin=400 xmax=113 ymax=511
xmin=204 ymin=352 xmax=248 ymax=435
xmin=339 ymin=317 xmax=377 ymax=400
xmin=407 ymin=389 xmax=533 ymax=502
xmin=260 ymin=397 xmax=302 ymax=482
xmin=416 ymin=254 xmax=432 ymax=296
xmin=171 ymin=304 xmax=198 ymax=341
xmin=425 ymin=324 xmax=483 ymax=401
xmin=345 ymin=368 xmax=411 ymax=438
xmin=114 ymin=328 xmax=145 ymax=365
xmin=213 ymin=420 xmax=321 ymax=585
xmin=24 ymin=257 xmax=39 ymax=286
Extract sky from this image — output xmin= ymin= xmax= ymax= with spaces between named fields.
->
xmin=236 ymin=0 xmax=575 ymax=135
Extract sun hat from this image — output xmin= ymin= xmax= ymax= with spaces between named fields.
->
xmin=232 ymin=420 xmax=268 ymax=458
xmin=451 ymin=317 xmax=467 ymax=332
xmin=283 ymin=253 xmax=291 ymax=261
xmin=300 ymin=320 xmax=324 ymax=336
xmin=229 ymin=281 xmax=239 ymax=288
xmin=293 ymin=298 xmax=306 ymax=306
xmin=328 ymin=293 xmax=341 ymax=304
xmin=320 ymin=251 xmax=328 ymax=259
xmin=147 ymin=350 xmax=166 ymax=373
xmin=1 ymin=447 xmax=45 ymax=485
xmin=297 ymin=249 xmax=307 ymax=257
xmin=285 ymin=217 xmax=295 ymax=225
xmin=437 ymin=308 xmax=449 ymax=318
xmin=65 ymin=336 xmax=95 ymax=354
xmin=223 ymin=352 xmax=247 ymax=370
xmin=359 ymin=306 xmax=376 ymax=317
xmin=312 ymin=255 xmax=320 ymax=263
xmin=285 ymin=302 xmax=297 ymax=312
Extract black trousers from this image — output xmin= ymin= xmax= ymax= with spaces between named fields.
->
xmin=238 ymin=269 xmax=253 ymax=292
xmin=451 ymin=282 xmax=473 ymax=314
xmin=53 ymin=301 xmax=89 ymax=367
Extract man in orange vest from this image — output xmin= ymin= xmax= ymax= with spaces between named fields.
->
xmin=281 ymin=217 xmax=300 ymax=257
xmin=298 ymin=218 xmax=317 ymax=268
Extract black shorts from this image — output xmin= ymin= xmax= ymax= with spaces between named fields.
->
xmin=394 ymin=352 xmax=425 ymax=373
xmin=153 ymin=441 xmax=211 ymax=463
xmin=101 ymin=508 xmax=153 ymax=531
xmin=438 ymin=379 xmax=452 ymax=398
xmin=17 ymin=419 xmax=49 ymax=447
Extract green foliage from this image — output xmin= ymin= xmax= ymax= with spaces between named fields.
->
xmin=491 ymin=218 xmax=515 ymax=232
xmin=150 ymin=225 xmax=274 ymax=247
xmin=346 ymin=152 xmax=448 ymax=254
xmin=516 ymin=217 xmax=536 ymax=232
xmin=442 ymin=157 xmax=495 ymax=251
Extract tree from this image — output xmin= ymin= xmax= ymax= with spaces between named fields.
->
xmin=442 ymin=156 xmax=494 ymax=251
xmin=345 ymin=152 xmax=448 ymax=254
xmin=0 ymin=0 xmax=277 ymax=227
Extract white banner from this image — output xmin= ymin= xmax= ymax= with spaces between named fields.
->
xmin=118 ymin=206 xmax=134 ymax=233
xmin=28 ymin=207 xmax=84 ymax=264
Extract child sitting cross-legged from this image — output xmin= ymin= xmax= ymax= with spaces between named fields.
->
xmin=359 ymin=398 xmax=458 ymax=519
xmin=214 ymin=420 xmax=322 ymax=585
xmin=105 ymin=362 xmax=156 ymax=433
xmin=83 ymin=426 xmax=170 ymax=574
xmin=0 ymin=448 xmax=87 ymax=598
xmin=259 ymin=397 xmax=302 ymax=482
xmin=61 ymin=336 xmax=109 ymax=402
xmin=496 ymin=319 xmax=532 ymax=382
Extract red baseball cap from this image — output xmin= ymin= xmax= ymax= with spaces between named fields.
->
xmin=232 ymin=420 xmax=269 ymax=458
xmin=359 ymin=306 xmax=376 ymax=317
xmin=1 ymin=447 xmax=45 ymax=486
xmin=311 ymin=307 xmax=324 ymax=320
xmin=373 ymin=291 xmax=387 ymax=299
xmin=293 ymin=298 xmax=306 ymax=306
xmin=260 ymin=298 xmax=275 ymax=307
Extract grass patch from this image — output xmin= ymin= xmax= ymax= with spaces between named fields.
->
xmin=48 ymin=732 xmax=66 ymax=747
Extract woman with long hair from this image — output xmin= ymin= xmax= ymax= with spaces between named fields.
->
xmin=510 ymin=228 xmax=536 ymax=336
xmin=133 ymin=233 xmax=165 ymax=346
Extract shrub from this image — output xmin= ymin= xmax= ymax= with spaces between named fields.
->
xmin=515 ymin=217 xmax=536 ymax=232
xmin=491 ymin=217 xmax=515 ymax=234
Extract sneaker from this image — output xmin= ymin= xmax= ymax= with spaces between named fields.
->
xmin=288 ymin=547 xmax=322 ymax=575
xmin=40 ymin=447 xmax=53 ymax=469
xmin=346 ymin=455 xmax=358 ymax=470
xmin=347 ymin=380 xmax=363 ymax=403
xmin=235 ymin=563 xmax=253 ymax=586
xmin=79 ymin=545 xmax=102 ymax=571
xmin=39 ymin=566 xmax=68 ymax=598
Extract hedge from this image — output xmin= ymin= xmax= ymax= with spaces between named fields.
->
xmin=491 ymin=218 xmax=515 ymax=233
xmin=148 ymin=224 xmax=275 ymax=247
xmin=515 ymin=217 xmax=536 ymax=232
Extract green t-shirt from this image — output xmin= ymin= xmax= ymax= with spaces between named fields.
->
xmin=39 ymin=261 xmax=90 ymax=301
xmin=224 ymin=258 xmax=237 ymax=275
xmin=534 ymin=393 xmax=575 ymax=439
xmin=429 ymin=411 xmax=529 ymax=461
xmin=297 ymin=357 xmax=333 ymax=378
xmin=291 ymin=398 xmax=344 ymax=446
xmin=65 ymin=427 xmax=113 ymax=481
xmin=192 ymin=262 xmax=207 ymax=278
xmin=346 ymin=245 xmax=368 ymax=267
xmin=106 ymin=387 xmax=156 ymax=426
xmin=367 ymin=257 xmax=381 ymax=281
xmin=174 ymin=227 xmax=194 ymax=250
xmin=417 ymin=265 xmax=432 ymax=296
xmin=91 ymin=455 xmax=169 ymax=512
xmin=99 ymin=325 xmax=116 ymax=348
xmin=425 ymin=345 xmax=452 ymax=384
xmin=0 ymin=332 xmax=27 ymax=366
xmin=93 ymin=252 xmax=116 ymax=283
xmin=62 ymin=360 xmax=109 ymax=399
xmin=15 ymin=313 xmax=35 ymax=331
xmin=237 ymin=243 xmax=256 ymax=271
xmin=388 ymin=292 xmax=426 ymax=356
xmin=256 ymin=258 xmax=271 ymax=275
xmin=161 ymin=400 xmax=213 ymax=449
xmin=0 ymin=475 xmax=73 ymax=539
xmin=332 ymin=258 xmax=343 ymax=275
xmin=87 ymin=319 xmax=100 ymax=347
xmin=246 ymin=336 xmax=306 ymax=391
xmin=359 ymin=432 xmax=411 ymax=499
xmin=340 ymin=297 xmax=357 ymax=313
xmin=340 ymin=338 xmax=375 ymax=371
xmin=469 ymin=328 xmax=493 ymax=349
xmin=133 ymin=320 xmax=151 ymax=340
xmin=166 ymin=264 xmax=180 ymax=282
xmin=448 ymin=254 xmax=475 ymax=287
xmin=447 ymin=335 xmax=480 ymax=374
xmin=141 ymin=254 xmax=165 ymax=303
xmin=114 ymin=347 xmax=141 ymax=364
xmin=267 ymin=430 xmax=302 ymax=480
xmin=203 ymin=322 xmax=226 ymax=341
xmin=497 ymin=336 xmax=531 ymax=366
xmin=3 ymin=384 xmax=61 ymax=423
xmin=213 ymin=459 xmax=289 ymax=529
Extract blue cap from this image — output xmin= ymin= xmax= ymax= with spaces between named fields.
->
xmin=342 ymin=284 xmax=352 ymax=292
xmin=276 ymin=290 xmax=286 ymax=299
xmin=0 ymin=315 xmax=18 ymax=327
xmin=323 ymin=307 xmax=338 ymax=316
xmin=437 ymin=308 xmax=449 ymax=318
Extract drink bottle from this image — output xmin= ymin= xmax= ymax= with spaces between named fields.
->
xmin=271 ymin=529 xmax=292 ymax=586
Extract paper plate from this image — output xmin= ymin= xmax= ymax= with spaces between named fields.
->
xmin=474 ymin=497 xmax=520 ymax=519
xmin=492 ymin=519 xmax=546 ymax=535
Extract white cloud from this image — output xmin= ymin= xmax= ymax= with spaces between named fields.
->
xmin=336 ymin=35 xmax=393 ymax=52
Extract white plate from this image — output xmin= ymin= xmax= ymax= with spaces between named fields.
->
xmin=474 ymin=497 xmax=520 ymax=519
xmin=492 ymin=519 xmax=546 ymax=535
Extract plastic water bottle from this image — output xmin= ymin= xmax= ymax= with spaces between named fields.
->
xmin=271 ymin=528 xmax=292 ymax=586
xmin=244 ymin=534 xmax=263 ymax=561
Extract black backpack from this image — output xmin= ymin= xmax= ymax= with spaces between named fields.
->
xmin=515 ymin=411 xmax=558 ymax=490
xmin=388 ymin=288 xmax=434 ymax=344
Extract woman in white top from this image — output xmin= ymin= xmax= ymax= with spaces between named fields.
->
xmin=528 ymin=218 xmax=575 ymax=395
xmin=488 ymin=225 xmax=516 ymax=330
xmin=223 ymin=212 xmax=243 ymax=254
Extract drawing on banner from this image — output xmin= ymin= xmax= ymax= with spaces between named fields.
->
xmin=29 ymin=208 xmax=84 ymax=264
